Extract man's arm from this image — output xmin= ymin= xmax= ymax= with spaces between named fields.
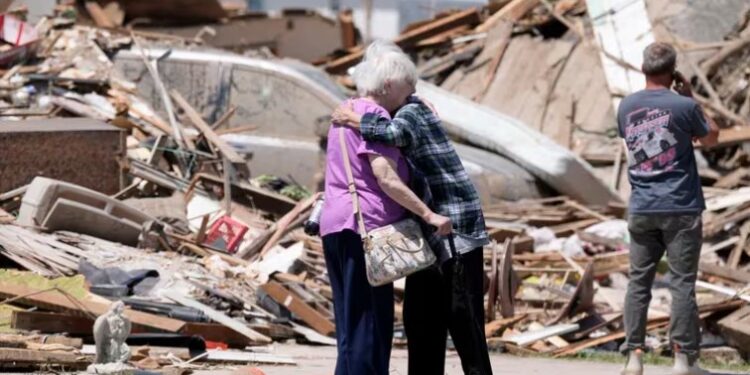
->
xmin=698 ymin=115 xmax=719 ymax=148
xmin=673 ymin=71 xmax=719 ymax=148
xmin=331 ymin=103 xmax=416 ymax=148
xmin=369 ymin=155 xmax=451 ymax=235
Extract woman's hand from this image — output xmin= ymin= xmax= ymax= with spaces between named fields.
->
xmin=332 ymin=101 xmax=363 ymax=127
xmin=414 ymin=95 xmax=438 ymax=117
xmin=424 ymin=212 xmax=452 ymax=236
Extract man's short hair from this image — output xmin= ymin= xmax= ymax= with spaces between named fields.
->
xmin=642 ymin=42 xmax=677 ymax=76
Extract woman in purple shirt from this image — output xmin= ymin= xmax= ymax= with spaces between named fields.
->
xmin=320 ymin=47 xmax=451 ymax=375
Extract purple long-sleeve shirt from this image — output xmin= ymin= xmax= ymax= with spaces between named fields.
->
xmin=320 ymin=99 xmax=411 ymax=237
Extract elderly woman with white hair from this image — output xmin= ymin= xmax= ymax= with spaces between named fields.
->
xmin=332 ymin=42 xmax=493 ymax=375
xmin=319 ymin=45 xmax=452 ymax=375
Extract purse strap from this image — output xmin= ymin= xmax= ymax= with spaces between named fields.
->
xmin=338 ymin=126 xmax=369 ymax=240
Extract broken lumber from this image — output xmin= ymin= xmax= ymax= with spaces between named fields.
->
xmin=485 ymin=314 xmax=527 ymax=337
xmin=501 ymin=323 xmax=579 ymax=347
xmin=325 ymin=8 xmax=481 ymax=73
xmin=476 ymin=0 xmax=541 ymax=33
xmin=700 ymin=262 xmax=750 ymax=284
xmin=257 ymin=193 xmax=320 ymax=258
xmin=718 ymin=306 xmax=750 ymax=356
xmin=0 ymin=348 xmax=89 ymax=369
xmin=84 ymin=2 xmax=116 ymax=28
xmin=164 ymin=293 xmax=271 ymax=344
xmin=0 ymin=282 xmax=185 ymax=332
xmin=553 ymin=300 xmax=744 ymax=357
xmin=170 ymin=90 xmax=246 ymax=165
xmin=696 ymin=281 xmax=750 ymax=303
xmin=260 ymin=281 xmax=335 ymax=337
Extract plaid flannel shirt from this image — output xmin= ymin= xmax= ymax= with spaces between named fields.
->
xmin=360 ymin=97 xmax=488 ymax=257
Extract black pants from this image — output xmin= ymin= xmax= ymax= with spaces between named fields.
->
xmin=323 ymin=230 xmax=394 ymax=375
xmin=403 ymin=247 xmax=493 ymax=375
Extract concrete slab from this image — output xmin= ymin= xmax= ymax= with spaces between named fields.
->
xmin=17 ymin=177 xmax=154 ymax=245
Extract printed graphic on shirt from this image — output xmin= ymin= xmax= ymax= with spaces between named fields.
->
xmin=623 ymin=108 xmax=678 ymax=176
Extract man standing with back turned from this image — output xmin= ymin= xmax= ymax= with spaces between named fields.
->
xmin=620 ymin=42 xmax=719 ymax=375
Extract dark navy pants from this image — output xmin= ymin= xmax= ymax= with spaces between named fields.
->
xmin=322 ymin=230 xmax=394 ymax=375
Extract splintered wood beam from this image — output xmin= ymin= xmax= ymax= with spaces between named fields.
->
xmin=325 ymin=8 xmax=481 ymax=73
xmin=165 ymin=293 xmax=271 ymax=344
xmin=0 ymin=283 xmax=185 ymax=332
xmin=169 ymin=90 xmax=246 ymax=164
xmin=260 ymin=281 xmax=335 ymax=337
xmin=0 ymin=348 xmax=89 ymax=369
xmin=699 ymin=262 xmax=750 ymax=284
xmin=84 ymin=1 xmax=116 ymax=28
xmin=476 ymin=0 xmax=541 ymax=33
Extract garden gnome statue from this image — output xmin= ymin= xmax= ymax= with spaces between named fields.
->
xmin=87 ymin=301 xmax=134 ymax=374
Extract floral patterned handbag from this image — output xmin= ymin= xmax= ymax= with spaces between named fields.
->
xmin=338 ymin=127 xmax=436 ymax=286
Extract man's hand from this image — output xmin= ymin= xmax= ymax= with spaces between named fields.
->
xmin=424 ymin=212 xmax=452 ymax=236
xmin=673 ymin=71 xmax=693 ymax=98
xmin=331 ymin=101 xmax=363 ymax=128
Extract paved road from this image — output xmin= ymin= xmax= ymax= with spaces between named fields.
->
xmin=226 ymin=343 xmax=744 ymax=375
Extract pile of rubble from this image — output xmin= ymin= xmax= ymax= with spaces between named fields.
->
xmin=0 ymin=0 xmax=748 ymax=372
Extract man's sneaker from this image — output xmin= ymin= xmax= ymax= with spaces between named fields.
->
xmin=672 ymin=352 xmax=710 ymax=375
xmin=622 ymin=349 xmax=644 ymax=375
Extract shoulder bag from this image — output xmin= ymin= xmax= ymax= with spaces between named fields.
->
xmin=338 ymin=126 xmax=436 ymax=286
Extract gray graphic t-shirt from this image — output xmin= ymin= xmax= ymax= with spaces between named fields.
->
xmin=617 ymin=89 xmax=710 ymax=214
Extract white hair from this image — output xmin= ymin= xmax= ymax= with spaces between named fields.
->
xmin=363 ymin=39 xmax=402 ymax=61
xmin=352 ymin=45 xmax=417 ymax=97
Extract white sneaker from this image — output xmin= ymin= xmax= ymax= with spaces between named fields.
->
xmin=672 ymin=352 xmax=711 ymax=375
xmin=622 ymin=349 xmax=644 ymax=375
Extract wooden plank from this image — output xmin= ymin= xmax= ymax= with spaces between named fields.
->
xmin=165 ymin=293 xmax=271 ymax=344
xmin=712 ymin=126 xmax=750 ymax=147
xmin=728 ymin=222 xmax=750 ymax=269
xmin=476 ymin=20 xmax=514 ymax=101
xmin=11 ymin=311 xmax=151 ymax=335
xmin=0 ymin=333 xmax=82 ymax=349
xmin=706 ymin=187 xmax=750 ymax=212
xmin=0 ymin=348 xmax=89 ymax=368
xmin=12 ymin=311 xmax=96 ymax=335
xmin=718 ymin=306 xmax=750 ymax=353
xmin=258 ymin=193 xmax=320 ymax=258
xmin=338 ymin=10 xmax=357 ymax=49
xmin=170 ymin=90 xmax=245 ymax=164
xmin=714 ymin=169 xmax=750 ymax=189
xmin=325 ymin=8 xmax=481 ymax=73
xmin=486 ymin=243 xmax=499 ymax=321
xmin=0 ymin=283 xmax=185 ymax=332
xmin=180 ymin=322 xmax=255 ymax=348
xmin=565 ymin=199 xmax=609 ymax=221
xmin=485 ymin=314 xmax=527 ymax=338
xmin=84 ymin=1 xmax=115 ymax=28
xmin=396 ymin=8 xmax=479 ymax=48
xmin=700 ymin=262 xmax=750 ymax=283
xmin=476 ymin=0 xmax=541 ymax=33
xmin=501 ymin=323 xmax=579 ymax=347
xmin=112 ymin=0 xmax=227 ymax=22
xmin=553 ymin=300 xmax=744 ymax=357
xmin=260 ymin=281 xmax=335 ymax=337
xmin=697 ymin=281 xmax=750 ymax=303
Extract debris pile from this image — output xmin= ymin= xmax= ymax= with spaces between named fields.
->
xmin=0 ymin=0 xmax=747 ymax=372
xmin=317 ymin=3 xmax=750 ymax=358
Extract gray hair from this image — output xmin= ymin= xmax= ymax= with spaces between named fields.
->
xmin=352 ymin=41 xmax=417 ymax=96
xmin=641 ymin=42 xmax=677 ymax=76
